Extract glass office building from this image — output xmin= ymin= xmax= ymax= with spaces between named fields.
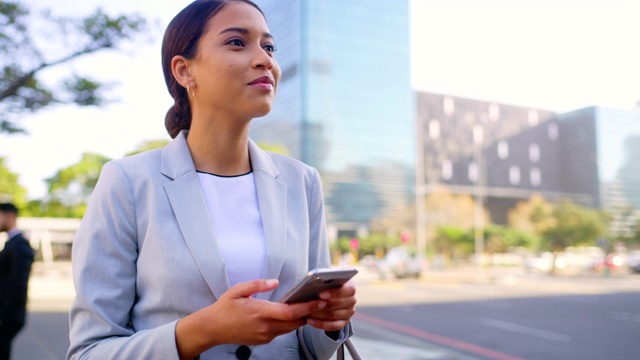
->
xmin=558 ymin=107 xmax=640 ymax=209
xmin=558 ymin=106 xmax=640 ymax=237
xmin=250 ymin=1 xmax=414 ymax=237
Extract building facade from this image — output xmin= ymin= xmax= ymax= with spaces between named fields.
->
xmin=416 ymin=91 xmax=564 ymax=224
xmin=250 ymin=0 xmax=414 ymax=238
xmin=416 ymin=91 xmax=640 ymax=227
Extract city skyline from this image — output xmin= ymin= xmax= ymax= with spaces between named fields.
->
xmin=1 ymin=0 xmax=639 ymax=200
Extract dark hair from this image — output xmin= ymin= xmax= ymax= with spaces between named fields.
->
xmin=0 ymin=202 xmax=18 ymax=215
xmin=162 ymin=0 xmax=264 ymax=138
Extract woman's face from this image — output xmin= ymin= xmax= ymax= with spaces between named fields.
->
xmin=189 ymin=2 xmax=281 ymax=121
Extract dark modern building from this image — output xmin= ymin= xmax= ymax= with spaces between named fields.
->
xmin=250 ymin=0 xmax=414 ymax=238
xmin=416 ymin=91 xmax=640 ymax=226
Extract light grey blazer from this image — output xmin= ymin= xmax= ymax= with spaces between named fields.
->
xmin=68 ymin=130 xmax=352 ymax=360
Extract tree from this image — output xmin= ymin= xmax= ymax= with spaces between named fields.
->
xmin=37 ymin=152 xmax=111 ymax=218
xmin=508 ymin=195 xmax=554 ymax=235
xmin=422 ymin=186 xmax=488 ymax=257
xmin=125 ymin=139 xmax=170 ymax=157
xmin=424 ymin=186 xmax=484 ymax=230
xmin=483 ymin=225 xmax=541 ymax=253
xmin=434 ymin=226 xmax=473 ymax=259
xmin=369 ymin=203 xmax=416 ymax=241
xmin=0 ymin=156 xmax=27 ymax=209
xmin=542 ymin=200 xmax=607 ymax=251
xmin=0 ymin=1 xmax=147 ymax=134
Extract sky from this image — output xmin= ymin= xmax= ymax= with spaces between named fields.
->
xmin=1 ymin=0 xmax=639 ymax=199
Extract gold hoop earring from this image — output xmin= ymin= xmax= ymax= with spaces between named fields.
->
xmin=187 ymin=85 xmax=195 ymax=98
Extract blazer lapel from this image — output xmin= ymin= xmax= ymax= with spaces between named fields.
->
xmin=161 ymin=131 xmax=231 ymax=300
xmin=249 ymin=140 xmax=288 ymax=301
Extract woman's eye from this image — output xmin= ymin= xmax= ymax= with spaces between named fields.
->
xmin=227 ymin=38 xmax=245 ymax=47
xmin=263 ymin=44 xmax=277 ymax=53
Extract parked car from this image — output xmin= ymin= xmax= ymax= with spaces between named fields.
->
xmin=377 ymin=247 xmax=423 ymax=279
xmin=628 ymin=251 xmax=640 ymax=274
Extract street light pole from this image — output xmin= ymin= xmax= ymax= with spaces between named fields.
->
xmin=415 ymin=105 xmax=427 ymax=268
xmin=473 ymin=125 xmax=485 ymax=268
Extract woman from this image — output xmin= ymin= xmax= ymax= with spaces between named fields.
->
xmin=67 ymin=1 xmax=356 ymax=359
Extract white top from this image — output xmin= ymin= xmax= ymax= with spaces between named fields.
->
xmin=197 ymin=171 xmax=266 ymax=286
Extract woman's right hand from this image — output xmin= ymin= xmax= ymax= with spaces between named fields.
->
xmin=175 ymin=279 xmax=327 ymax=360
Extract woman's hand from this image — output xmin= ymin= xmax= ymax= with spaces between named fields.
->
xmin=305 ymin=280 xmax=357 ymax=333
xmin=175 ymin=279 xmax=327 ymax=360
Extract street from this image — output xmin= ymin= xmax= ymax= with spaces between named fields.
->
xmin=13 ymin=264 xmax=640 ymax=359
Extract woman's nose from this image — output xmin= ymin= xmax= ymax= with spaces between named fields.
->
xmin=253 ymin=49 xmax=274 ymax=70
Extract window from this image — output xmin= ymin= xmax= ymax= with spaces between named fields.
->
xmin=441 ymin=159 xmax=452 ymax=180
xmin=509 ymin=166 xmax=521 ymax=185
xmin=530 ymin=167 xmax=541 ymax=187
xmin=528 ymin=109 xmax=539 ymax=127
xmin=529 ymin=143 xmax=540 ymax=162
xmin=443 ymin=97 xmax=455 ymax=116
xmin=489 ymin=103 xmax=500 ymax=121
xmin=548 ymin=122 xmax=559 ymax=140
xmin=464 ymin=111 xmax=475 ymax=124
xmin=473 ymin=125 xmax=484 ymax=145
xmin=428 ymin=119 xmax=440 ymax=140
xmin=497 ymin=141 xmax=509 ymax=159
xmin=468 ymin=162 xmax=479 ymax=183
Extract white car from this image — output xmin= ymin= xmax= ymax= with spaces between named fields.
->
xmin=377 ymin=247 xmax=423 ymax=279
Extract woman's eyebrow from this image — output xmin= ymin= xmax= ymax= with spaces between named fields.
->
xmin=218 ymin=27 xmax=273 ymax=40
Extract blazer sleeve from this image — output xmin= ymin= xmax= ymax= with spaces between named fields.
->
xmin=301 ymin=168 xmax=354 ymax=360
xmin=67 ymin=161 xmax=180 ymax=360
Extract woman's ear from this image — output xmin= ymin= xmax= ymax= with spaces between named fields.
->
xmin=171 ymin=55 xmax=194 ymax=89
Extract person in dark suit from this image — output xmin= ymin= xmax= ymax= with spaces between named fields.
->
xmin=0 ymin=202 xmax=34 ymax=360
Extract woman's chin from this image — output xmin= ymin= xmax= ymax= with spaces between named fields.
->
xmin=249 ymin=104 xmax=273 ymax=119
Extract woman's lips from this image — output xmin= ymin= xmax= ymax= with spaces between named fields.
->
xmin=248 ymin=76 xmax=274 ymax=90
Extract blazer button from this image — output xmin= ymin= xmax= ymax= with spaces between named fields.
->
xmin=235 ymin=345 xmax=251 ymax=360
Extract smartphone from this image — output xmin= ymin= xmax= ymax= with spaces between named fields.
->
xmin=279 ymin=267 xmax=358 ymax=304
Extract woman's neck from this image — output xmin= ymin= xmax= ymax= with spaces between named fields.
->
xmin=186 ymin=115 xmax=252 ymax=176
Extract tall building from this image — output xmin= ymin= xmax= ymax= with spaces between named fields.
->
xmin=416 ymin=91 xmax=565 ymax=224
xmin=416 ymin=91 xmax=640 ymax=228
xmin=558 ymin=107 xmax=640 ymax=238
xmin=557 ymin=106 xmax=640 ymax=210
xmin=251 ymin=1 xmax=414 ymax=238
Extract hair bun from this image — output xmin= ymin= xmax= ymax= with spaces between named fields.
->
xmin=165 ymin=102 xmax=190 ymax=139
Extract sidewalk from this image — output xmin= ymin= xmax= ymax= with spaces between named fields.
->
xmin=20 ymin=262 xmax=472 ymax=360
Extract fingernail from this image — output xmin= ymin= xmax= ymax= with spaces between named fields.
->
xmin=266 ymin=279 xmax=278 ymax=287
xmin=318 ymin=301 xmax=327 ymax=309
xmin=319 ymin=292 xmax=330 ymax=300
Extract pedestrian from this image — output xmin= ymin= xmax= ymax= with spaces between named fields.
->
xmin=0 ymin=202 xmax=35 ymax=360
xmin=67 ymin=1 xmax=356 ymax=359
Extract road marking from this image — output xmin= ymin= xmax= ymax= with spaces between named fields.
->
xmin=609 ymin=311 xmax=640 ymax=322
xmin=481 ymin=318 xmax=571 ymax=343
xmin=350 ymin=334 xmax=472 ymax=360
xmin=356 ymin=312 xmax=525 ymax=360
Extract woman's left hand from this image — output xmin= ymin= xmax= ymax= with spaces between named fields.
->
xmin=305 ymin=280 xmax=357 ymax=332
